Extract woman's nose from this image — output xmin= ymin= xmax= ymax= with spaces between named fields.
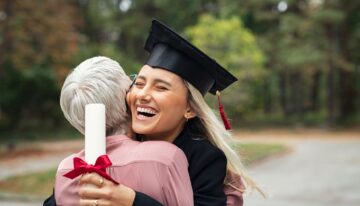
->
xmin=136 ymin=87 xmax=152 ymax=102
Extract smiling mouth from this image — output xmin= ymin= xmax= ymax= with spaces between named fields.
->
xmin=136 ymin=107 xmax=158 ymax=118
xmin=138 ymin=111 xmax=156 ymax=117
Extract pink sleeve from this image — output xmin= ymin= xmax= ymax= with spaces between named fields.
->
xmin=54 ymin=156 xmax=81 ymax=206
xmin=224 ymin=171 xmax=245 ymax=206
xmin=163 ymin=149 xmax=194 ymax=206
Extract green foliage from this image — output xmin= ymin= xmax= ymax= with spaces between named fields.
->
xmin=0 ymin=64 xmax=61 ymax=131
xmin=235 ymin=0 xmax=360 ymax=124
xmin=186 ymin=15 xmax=264 ymax=74
xmin=73 ymin=43 xmax=141 ymax=75
xmin=1 ymin=0 xmax=360 ymax=134
xmin=186 ymin=15 xmax=267 ymax=117
xmin=0 ymin=0 xmax=81 ymax=131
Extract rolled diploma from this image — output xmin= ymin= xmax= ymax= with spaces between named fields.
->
xmin=85 ymin=104 xmax=106 ymax=165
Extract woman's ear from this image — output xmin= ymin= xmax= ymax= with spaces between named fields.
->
xmin=184 ymin=108 xmax=196 ymax=119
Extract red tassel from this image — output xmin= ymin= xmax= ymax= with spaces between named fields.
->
xmin=216 ymin=91 xmax=232 ymax=130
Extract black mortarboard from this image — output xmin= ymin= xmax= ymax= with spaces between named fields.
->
xmin=144 ymin=20 xmax=237 ymax=96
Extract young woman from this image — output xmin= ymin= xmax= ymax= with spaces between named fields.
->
xmin=77 ymin=20 xmax=258 ymax=206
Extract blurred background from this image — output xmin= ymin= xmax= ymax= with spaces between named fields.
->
xmin=1 ymin=0 xmax=359 ymax=137
xmin=0 ymin=0 xmax=359 ymax=205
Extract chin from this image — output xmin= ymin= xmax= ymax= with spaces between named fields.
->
xmin=133 ymin=124 xmax=153 ymax=135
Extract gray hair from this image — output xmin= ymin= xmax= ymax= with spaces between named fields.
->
xmin=60 ymin=56 xmax=132 ymax=136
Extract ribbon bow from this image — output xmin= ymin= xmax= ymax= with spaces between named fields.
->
xmin=63 ymin=154 xmax=118 ymax=184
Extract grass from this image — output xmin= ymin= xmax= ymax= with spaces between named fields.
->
xmin=0 ymin=169 xmax=57 ymax=197
xmin=235 ymin=143 xmax=288 ymax=166
xmin=0 ymin=142 xmax=287 ymax=197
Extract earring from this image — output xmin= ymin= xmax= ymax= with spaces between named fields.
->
xmin=184 ymin=115 xmax=189 ymax=122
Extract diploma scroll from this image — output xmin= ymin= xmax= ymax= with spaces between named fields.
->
xmin=85 ymin=104 xmax=106 ymax=164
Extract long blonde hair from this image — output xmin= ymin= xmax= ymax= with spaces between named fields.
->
xmin=185 ymin=81 xmax=263 ymax=195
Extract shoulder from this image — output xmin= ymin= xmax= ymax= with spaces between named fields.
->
xmin=181 ymin=137 xmax=227 ymax=180
xmin=193 ymin=139 xmax=226 ymax=168
xmin=57 ymin=152 xmax=82 ymax=171
xmin=135 ymin=141 xmax=188 ymax=166
xmin=184 ymin=137 xmax=226 ymax=163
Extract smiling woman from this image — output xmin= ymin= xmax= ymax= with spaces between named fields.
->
xmin=127 ymin=65 xmax=195 ymax=142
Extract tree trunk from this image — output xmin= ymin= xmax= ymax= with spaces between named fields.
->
xmin=293 ymin=72 xmax=304 ymax=115
xmin=0 ymin=0 xmax=14 ymax=75
xmin=310 ymin=71 xmax=321 ymax=111
xmin=339 ymin=70 xmax=357 ymax=120
xmin=279 ymin=71 xmax=289 ymax=116
xmin=327 ymin=64 xmax=336 ymax=124
xmin=263 ymin=77 xmax=272 ymax=113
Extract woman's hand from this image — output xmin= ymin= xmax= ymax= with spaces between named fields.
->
xmin=79 ymin=172 xmax=135 ymax=206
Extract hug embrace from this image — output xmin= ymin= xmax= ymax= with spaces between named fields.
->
xmin=44 ymin=19 xmax=260 ymax=206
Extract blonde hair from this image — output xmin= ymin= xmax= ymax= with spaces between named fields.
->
xmin=60 ymin=56 xmax=132 ymax=136
xmin=185 ymin=82 xmax=263 ymax=195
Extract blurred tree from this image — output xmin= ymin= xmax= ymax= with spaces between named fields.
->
xmin=186 ymin=14 xmax=266 ymax=120
xmin=1 ymin=0 xmax=358 ymax=132
xmin=0 ymin=0 xmax=82 ymax=130
xmin=314 ymin=0 xmax=360 ymax=121
xmin=73 ymin=0 xmax=225 ymax=71
xmin=233 ymin=0 xmax=360 ymax=125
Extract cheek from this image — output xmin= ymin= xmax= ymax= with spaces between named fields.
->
xmin=125 ymin=92 xmax=131 ymax=106
xmin=126 ymin=90 xmax=137 ymax=107
xmin=159 ymin=95 xmax=188 ymax=116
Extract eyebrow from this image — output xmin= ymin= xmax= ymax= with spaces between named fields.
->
xmin=137 ymin=75 xmax=172 ymax=87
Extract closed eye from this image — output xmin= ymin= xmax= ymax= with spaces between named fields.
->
xmin=156 ymin=86 xmax=168 ymax=91
xmin=134 ymin=82 xmax=145 ymax=88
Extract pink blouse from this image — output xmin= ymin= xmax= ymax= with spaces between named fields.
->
xmin=55 ymin=135 xmax=193 ymax=206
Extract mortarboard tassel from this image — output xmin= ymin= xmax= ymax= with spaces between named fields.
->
xmin=216 ymin=91 xmax=232 ymax=130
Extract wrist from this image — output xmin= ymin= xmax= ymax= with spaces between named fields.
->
xmin=119 ymin=184 xmax=136 ymax=205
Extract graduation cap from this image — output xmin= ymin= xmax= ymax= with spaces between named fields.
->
xmin=143 ymin=19 xmax=236 ymax=130
xmin=144 ymin=19 xmax=237 ymax=96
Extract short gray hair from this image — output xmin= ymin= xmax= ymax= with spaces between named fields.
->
xmin=60 ymin=56 xmax=131 ymax=136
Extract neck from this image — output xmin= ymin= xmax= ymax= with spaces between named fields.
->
xmin=144 ymin=123 xmax=186 ymax=142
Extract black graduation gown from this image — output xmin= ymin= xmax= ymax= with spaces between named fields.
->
xmin=43 ymin=125 xmax=227 ymax=206
xmin=172 ymin=125 xmax=228 ymax=206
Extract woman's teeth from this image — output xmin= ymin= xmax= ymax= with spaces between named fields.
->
xmin=137 ymin=107 xmax=157 ymax=117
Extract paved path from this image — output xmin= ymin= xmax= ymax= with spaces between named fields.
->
xmin=245 ymin=137 xmax=360 ymax=206
xmin=0 ymin=140 xmax=83 ymax=180
xmin=0 ymin=201 xmax=39 ymax=206
xmin=0 ymin=140 xmax=83 ymax=205
xmin=0 ymin=202 xmax=36 ymax=206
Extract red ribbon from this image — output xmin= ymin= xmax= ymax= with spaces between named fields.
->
xmin=63 ymin=154 xmax=119 ymax=184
